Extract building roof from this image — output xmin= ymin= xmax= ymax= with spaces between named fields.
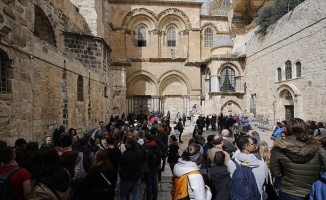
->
xmin=213 ymin=37 xmax=234 ymax=48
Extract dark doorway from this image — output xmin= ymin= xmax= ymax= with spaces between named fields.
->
xmin=134 ymin=95 xmax=152 ymax=113
xmin=285 ymin=105 xmax=294 ymax=121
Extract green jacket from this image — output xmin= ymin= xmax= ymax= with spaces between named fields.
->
xmin=270 ymin=136 xmax=326 ymax=197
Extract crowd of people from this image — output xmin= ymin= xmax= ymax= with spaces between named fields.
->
xmin=1 ymin=111 xmax=326 ymax=200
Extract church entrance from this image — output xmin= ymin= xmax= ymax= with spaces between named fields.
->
xmin=133 ymin=95 xmax=152 ymax=113
xmin=285 ymin=105 xmax=294 ymax=121
xmin=279 ymin=89 xmax=295 ymax=121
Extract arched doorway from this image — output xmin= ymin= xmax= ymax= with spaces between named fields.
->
xmin=160 ymin=75 xmax=188 ymax=119
xmin=126 ymin=74 xmax=158 ymax=113
xmin=279 ymin=89 xmax=294 ymax=121
xmin=221 ymin=101 xmax=241 ymax=115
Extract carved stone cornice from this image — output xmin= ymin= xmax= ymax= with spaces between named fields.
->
xmin=149 ymin=29 xmax=161 ymax=35
xmin=200 ymin=15 xmax=228 ymax=21
xmin=111 ymin=61 xmax=132 ymax=67
xmin=191 ymin=28 xmax=201 ymax=32
xmin=129 ymin=57 xmax=187 ymax=62
xmin=209 ymin=92 xmax=245 ymax=99
xmin=108 ymin=0 xmax=203 ymax=8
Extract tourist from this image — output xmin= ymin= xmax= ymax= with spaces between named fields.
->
xmin=270 ymin=118 xmax=326 ymax=199
xmin=0 ymin=146 xmax=31 ymax=200
xmin=173 ymin=143 xmax=212 ymax=200
xmin=32 ymin=147 xmax=71 ymax=200
xmin=167 ymin=135 xmax=179 ymax=173
xmin=119 ymin=137 xmax=143 ymax=200
xmin=84 ymin=149 xmax=117 ymax=200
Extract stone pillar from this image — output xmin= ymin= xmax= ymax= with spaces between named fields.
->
xmin=152 ymin=96 xmax=160 ymax=112
xmin=216 ymin=76 xmax=220 ymax=92
xmin=205 ymin=78 xmax=210 ymax=98
xmin=210 ymin=75 xmax=218 ymax=92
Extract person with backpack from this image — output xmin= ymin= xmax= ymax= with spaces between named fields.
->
xmin=207 ymin=151 xmax=231 ymax=200
xmin=227 ymin=136 xmax=268 ymax=200
xmin=141 ymin=132 xmax=162 ymax=200
xmin=172 ymin=143 xmax=212 ymax=200
xmin=0 ymin=146 xmax=31 ymax=200
xmin=59 ymin=134 xmax=89 ymax=200
xmin=84 ymin=149 xmax=117 ymax=200
xmin=32 ymin=146 xmax=71 ymax=200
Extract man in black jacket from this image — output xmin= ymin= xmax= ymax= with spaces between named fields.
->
xmin=119 ymin=137 xmax=144 ymax=200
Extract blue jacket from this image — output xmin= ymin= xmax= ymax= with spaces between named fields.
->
xmin=273 ymin=128 xmax=283 ymax=138
xmin=309 ymin=171 xmax=326 ymax=200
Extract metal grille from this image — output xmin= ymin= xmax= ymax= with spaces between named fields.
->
xmin=167 ymin=27 xmax=176 ymax=47
xmin=77 ymin=75 xmax=83 ymax=101
xmin=137 ymin=27 xmax=146 ymax=47
xmin=296 ymin=62 xmax=301 ymax=77
xmin=285 ymin=61 xmax=292 ymax=80
xmin=204 ymin=28 xmax=213 ymax=47
xmin=277 ymin=68 xmax=282 ymax=81
xmin=220 ymin=67 xmax=236 ymax=92
xmin=0 ymin=52 xmax=9 ymax=93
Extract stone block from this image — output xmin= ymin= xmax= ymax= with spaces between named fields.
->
xmin=0 ymin=105 xmax=10 ymax=117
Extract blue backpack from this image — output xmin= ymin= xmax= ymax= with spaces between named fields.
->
xmin=230 ymin=158 xmax=261 ymax=200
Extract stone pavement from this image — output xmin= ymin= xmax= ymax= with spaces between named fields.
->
xmin=114 ymin=122 xmax=275 ymax=200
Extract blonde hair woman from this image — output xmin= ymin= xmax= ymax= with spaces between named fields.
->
xmin=258 ymin=140 xmax=277 ymax=199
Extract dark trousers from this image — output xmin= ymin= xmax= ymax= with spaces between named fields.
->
xmin=279 ymin=191 xmax=305 ymax=200
xmin=179 ymin=131 xmax=183 ymax=142
xmin=144 ymin=171 xmax=158 ymax=200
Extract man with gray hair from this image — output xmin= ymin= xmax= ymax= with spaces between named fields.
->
xmin=221 ymin=129 xmax=237 ymax=155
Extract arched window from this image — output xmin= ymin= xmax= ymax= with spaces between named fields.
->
xmin=285 ymin=61 xmax=292 ymax=80
xmin=137 ymin=26 xmax=146 ymax=47
xmin=167 ymin=27 xmax=176 ymax=47
xmin=296 ymin=62 xmax=301 ymax=77
xmin=77 ymin=75 xmax=83 ymax=101
xmin=0 ymin=49 xmax=10 ymax=93
xmin=34 ymin=5 xmax=56 ymax=46
xmin=277 ymin=68 xmax=282 ymax=81
xmin=204 ymin=28 xmax=213 ymax=47
xmin=220 ymin=67 xmax=235 ymax=92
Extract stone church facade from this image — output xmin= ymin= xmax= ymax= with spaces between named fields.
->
xmin=107 ymin=0 xmax=246 ymax=118
xmin=0 ymin=0 xmax=325 ymax=144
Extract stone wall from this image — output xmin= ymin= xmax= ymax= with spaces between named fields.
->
xmin=63 ymin=32 xmax=111 ymax=73
xmin=244 ymin=0 xmax=326 ymax=121
xmin=0 ymin=0 xmax=125 ymax=145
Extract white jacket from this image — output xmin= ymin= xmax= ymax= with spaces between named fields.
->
xmin=173 ymin=158 xmax=212 ymax=200
xmin=227 ymin=152 xmax=268 ymax=199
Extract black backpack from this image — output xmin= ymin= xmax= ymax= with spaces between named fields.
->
xmin=146 ymin=146 xmax=162 ymax=170
xmin=0 ymin=167 xmax=20 ymax=200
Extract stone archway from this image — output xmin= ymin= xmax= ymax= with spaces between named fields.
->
xmin=126 ymin=73 xmax=158 ymax=113
xmin=159 ymin=74 xmax=189 ymax=118
xmin=221 ymin=100 xmax=241 ymax=115
xmin=276 ymin=83 xmax=300 ymax=121
xmin=279 ymin=89 xmax=295 ymax=121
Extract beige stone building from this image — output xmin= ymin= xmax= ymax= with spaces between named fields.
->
xmin=107 ymin=0 xmax=250 ymax=118
xmin=0 ymin=0 xmax=325 ymax=144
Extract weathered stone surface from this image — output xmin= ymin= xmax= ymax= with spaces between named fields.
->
xmin=0 ymin=105 xmax=10 ymax=117
xmin=3 ymin=7 xmax=15 ymax=19
xmin=17 ymin=16 xmax=27 ymax=27
xmin=2 ymin=0 xmax=14 ymax=5
xmin=18 ymin=0 xmax=28 ymax=7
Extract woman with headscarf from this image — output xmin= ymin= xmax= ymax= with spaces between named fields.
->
xmin=173 ymin=143 xmax=212 ymax=200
